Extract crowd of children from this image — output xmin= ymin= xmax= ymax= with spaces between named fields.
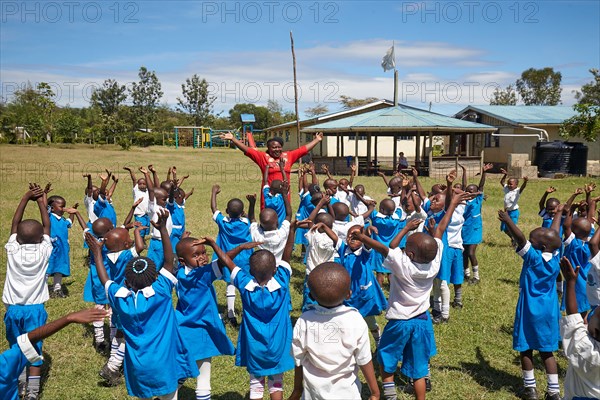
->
xmin=1 ymin=152 xmax=599 ymax=400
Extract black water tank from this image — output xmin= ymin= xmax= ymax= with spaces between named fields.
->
xmin=534 ymin=141 xmax=588 ymax=177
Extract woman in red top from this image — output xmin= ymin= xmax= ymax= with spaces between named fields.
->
xmin=220 ymin=132 xmax=323 ymax=208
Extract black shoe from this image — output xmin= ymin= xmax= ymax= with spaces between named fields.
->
xmin=469 ymin=277 xmax=480 ymax=285
xmin=401 ymin=377 xmax=432 ymax=394
xmin=227 ymin=316 xmax=239 ymax=328
xmin=25 ymin=391 xmax=39 ymax=400
xmin=544 ymin=392 xmax=560 ymax=400
xmin=520 ymin=386 xmax=539 ymax=400
xmin=432 ymin=314 xmax=449 ymax=324
xmin=451 ymin=299 xmax=463 ymax=309
xmin=99 ymin=363 xmax=123 ymax=386
xmin=94 ymin=340 xmax=109 ymax=355
xmin=53 ymin=288 xmax=66 ymax=298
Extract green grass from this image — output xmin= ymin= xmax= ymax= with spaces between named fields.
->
xmin=0 ymin=143 xmax=589 ymax=399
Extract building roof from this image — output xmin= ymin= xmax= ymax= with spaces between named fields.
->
xmin=265 ymin=99 xmax=395 ymax=131
xmin=240 ymin=114 xmax=256 ymax=123
xmin=302 ymin=105 xmax=496 ymax=134
xmin=455 ymin=105 xmax=578 ymax=125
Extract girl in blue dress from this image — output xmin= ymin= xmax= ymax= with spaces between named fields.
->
xmin=337 ymin=224 xmax=388 ymax=348
xmin=174 ymin=236 xmax=255 ymax=400
xmin=369 ymin=199 xmax=404 ymax=288
xmin=86 ymin=210 xmax=197 ymax=400
xmin=498 ymin=209 xmax=562 ymax=400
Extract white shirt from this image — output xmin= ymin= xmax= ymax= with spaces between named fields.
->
xmin=250 ymin=219 xmax=290 ymax=264
xmin=334 ymin=188 xmax=351 ymax=206
xmin=349 ymin=193 xmax=373 ymax=216
xmin=383 ymin=238 xmax=443 ymax=319
xmin=149 ymin=201 xmax=173 ymax=240
xmin=133 ymin=184 xmax=150 ymax=217
xmin=446 ymin=204 xmax=466 ymax=249
xmin=587 ymin=252 xmax=600 ymax=307
xmin=503 ymin=185 xmax=521 ymax=211
xmin=3 ymin=234 xmax=53 ymax=305
xmin=405 ymin=209 xmax=428 ymax=236
xmin=83 ymin=194 xmax=97 ymax=223
xmin=560 ymin=313 xmax=600 ymax=400
xmin=332 ymin=216 xmax=364 ymax=243
xmin=292 ymin=304 xmax=372 ymax=400
xmin=305 ymin=230 xmax=340 ymax=274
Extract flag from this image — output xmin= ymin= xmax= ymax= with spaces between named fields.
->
xmin=381 ymin=45 xmax=395 ymax=72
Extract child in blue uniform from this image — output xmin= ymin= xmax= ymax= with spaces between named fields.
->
xmin=499 ymin=168 xmax=528 ymax=244
xmin=86 ymin=210 xmax=197 ymax=400
xmin=210 ymin=184 xmax=253 ymax=326
xmin=369 ymin=199 xmax=404 ymax=288
xmin=167 ymin=184 xmax=191 ymax=252
xmin=93 ymin=171 xmax=118 ymax=227
xmin=462 ymin=163 xmax=492 ymax=284
xmin=224 ymin=224 xmax=296 ymax=400
xmin=1 ymin=307 xmax=108 ymax=400
xmin=336 ymin=224 xmax=388 ymax=348
xmin=3 ymin=184 xmax=51 ymax=400
xmin=263 ymin=162 xmax=287 ymax=227
xmin=498 ymin=209 xmax=563 ymax=400
xmin=294 ymin=165 xmax=318 ymax=252
xmin=47 ymin=194 xmax=81 ymax=298
xmin=175 ymin=237 xmax=257 ymax=400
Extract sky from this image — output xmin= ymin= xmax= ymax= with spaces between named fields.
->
xmin=1 ymin=0 xmax=599 ymax=118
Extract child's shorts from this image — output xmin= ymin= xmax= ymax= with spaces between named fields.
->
xmin=4 ymin=304 xmax=48 ymax=367
xmin=377 ymin=312 xmax=436 ymax=379
xmin=462 ymin=224 xmax=482 ymax=245
xmin=134 ymin=215 xmax=150 ymax=237
xmin=500 ymin=209 xmax=520 ymax=232
xmin=438 ymin=246 xmax=464 ymax=284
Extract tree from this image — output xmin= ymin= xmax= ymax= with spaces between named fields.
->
xmin=516 ymin=67 xmax=562 ymax=105
xmin=54 ymin=107 xmax=81 ymax=143
xmin=339 ymin=95 xmax=379 ymax=109
xmin=574 ymin=68 xmax=600 ymax=105
xmin=560 ymin=69 xmax=600 ymax=142
xmin=6 ymin=82 xmax=57 ymax=142
xmin=130 ymin=66 xmax=163 ymax=131
xmin=305 ymin=103 xmax=329 ymax=117
xmin=177 ymin=74 xmax=215 ymax=126
xmin=266 ymin=100 xmax=295 ymax=127
xmin=489 ymin=85 xmax=518 ymax=105
xmin=90 ymin=79 xmax=127 ymax=116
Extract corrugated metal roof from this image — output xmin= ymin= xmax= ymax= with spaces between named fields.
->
xmin=456 ymin=105 xmax=577 ymax=125
xmin=302 ymin=105 xmax=496 ymax=133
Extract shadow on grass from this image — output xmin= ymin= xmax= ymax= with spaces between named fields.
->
xmin=444 ymin=347 xmax=521 ymax=395
xmin=498 ymin=278 xmax=519 ymax=286
xmin=39 ymin=351 xmax=53 ymax=398
xmin=214 ymin=392 xmax=245 ymax=400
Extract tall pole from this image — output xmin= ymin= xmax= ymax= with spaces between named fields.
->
xmin=290 ymin=31 xmax=301 ymax=148
xmin=394 ymin=69 xmax=398 ymax=106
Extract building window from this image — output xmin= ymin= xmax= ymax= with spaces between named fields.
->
xmin=484 ymin=133 xmax=499 ymax=148
xmin=285 ymin=130 xmax=290 ymax=142
xmin=305 ymin=134 xmax=312 ymax=143
xmin=396 ymin=136 xmax=411 ymax=141
xmin=349 ymin=135 xmax=367 ymax=140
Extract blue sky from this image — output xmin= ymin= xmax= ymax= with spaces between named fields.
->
xmin=1 ymin=1 xmax=598 ymax=117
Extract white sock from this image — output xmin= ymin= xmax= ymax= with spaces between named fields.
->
xmin=196 ymin=358 xmax=211 ymax=400
xmin=107 ymin=338 xmax=125 ymax=371
xmin=27 ymin=375 xmax=41 ymax=397
xmin=267 ymin=373 xmax=283 ymax=395
xmin=109 ymin=321 xmax=117 ymax=342
xmin=433 ymin=278 xmax=442 ymax=313
xmin=249 ymin=374 xmax=265 ymax=400
xmin=53 ymin=273 xmax=63 ymax=290
xmin=441 ymin=280 xmax=450 ymax=318
xmin=464 ymin=267 xmax=471 ymax=278
xmin=546 ymin=373 xmax=559 ymax=394
xmin=93 ymin=320 xmax=105 ymax=343
xmin=472 ymin=265 xmax=479 ymax=280
xmin=226 ymin=284 xmax=236 ymax=318
xmin=522 ymin=369 xmax=536 ymax=388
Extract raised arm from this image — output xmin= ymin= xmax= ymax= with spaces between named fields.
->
xmin=377 ymin=171 xmax=390 ymax=187
xmin=38 ymin=187 xmax=50 ymax=236
xmin=353 ymin=229 xmax=390 ymax=258
xmin=519 ymin=176 xmax=528 ymax=193
xmin=246 ymin=194 xmax=256 ymax=223
xmin=85 ymin=232 xmax=110 ymax=285
xmin=499 ymin=168 xmax=507 ymax=187
xmin=282 ymin=221 xmax=296 ymax=263
xmin=84 ymin=173 xmax=94 ymax=196
xmin=589 ymin=212 xmax=600 ymax=257
xmin=139 ymin=166 xmax=153 ymax=202
xmin=551 ymin=203 xmax=566 ymax=235
xmin=133 ymin=225 xmax=145 ymax=254
xmin=307 ymin=196 xmax=329 ymax=222
xmin=148 ymin=164 xmax=160 ymax=189
xmin=478 ymin=163 xmax=492 ymax=191
xmin=184 ymin=187 xmax=194 ymax=201
xmin=298 ymin=168 xmax=305 ymax=193
xmin=539 ymin=186 xmax=556 ymax=212
xmin=279 ymin=159 xmax=288 ymax=184
xmin=202 ymin=237 xmax=237 ymax=273
xmin=123 ymin=198 xmax=143 ymax=227
xmin=411 ymin=167 xmax=427 ymax=199
xmin=282 ymin=182 xmax=292 ymax=222
xmin=220 ymin=131 xmax=249 ymax=154
xmin=445 ymin=169 xmax=457 ymax=211
xmin=303 ymin=132 xmax=323 ymax=152
xmin=152 ymin=209 xmax=174 ymax=273
xmin=311 ymin=222 xmax=338 ymax=245
xmin=321 ymin=164 xmax=333 ymax=180
xmin=459 ymin=163 xmax=467 ymax=189
xmin=309 ymin=162 xmax=318 ymax=185
xmin=12 ymin=187 xmax=39 ymax=234
xmin=498 ymin=209 xmax=526 ymax=249
xmin=66 ymin=208 xmax=86 ymax=230
xmin=27 ymin=308 xmax=109 ymax=345
xmin=436 ymin=191 xmax=471 ymax=239
xmin=263 ymin=164 xmax=270 ymax=187
xmin=349 ymin=164 xmax=356 ymax=187
xmin=123 ymin=166 xmax=137 ymax=187
xmin=389 ymin=218 xmax=422 ymax=249
xmin=98 ymin=169 xmax=112 ymax=198
xmin=224 ymin=241 xmax=261 ymax=262
xmin=560 ymin=257 xmax=580 ymax=315
xmin=107 ymin=175 xmax=119 ymax=199
xmin=359 ymin=201 xmax=376 ymax=220
xmin=211 ymin=185 xmax=220 ymax=214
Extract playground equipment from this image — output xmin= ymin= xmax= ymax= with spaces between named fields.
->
xmin=174 ymin=126 xmax=213 ymax=149
xmin=241 ymin=114 xmax=257 ymax=148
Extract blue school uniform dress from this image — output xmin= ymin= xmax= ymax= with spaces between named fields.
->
xmin=83 ymin=235 xmax=110 ymax=305
xmin=336 ymin=243 xmax=388 ymax=317
xmin=93 ymin=196 xmax=117 ymax=227
xmin=0 ymin=334 xmax=43 ymax=400
xmin=232 ymin=262 xmax=294 ymax=377
xmin=166 ymin=200 xmax=186 ymax=253
xmin=263 ymin=186 xmax=286 ymax=227
xmin=212 ymin=211 xmax=252 ymax=283
xmin=294 ymin=190 xmax=314 ymax=246
xmin=426 ymin=210 xmax=451 ymax=281
xmin=106 ymin=269 xmax=197 ymax=398
xmin=175 ymin=261 xmax=235 ymax=361
xmin=47 ymin=213 xmax=72 ymax=276
xmin=540 ymin=210 xmax=566 ymax=258
xmin=462 ymin=193 xmax=483 ymax=245
xmin=561 ymin=234 xmax=592 ymax=313
xmin=513 ymin=241 xmax=560 ymax=352
xmin=369 ymin=210 xmax=403 ymax=274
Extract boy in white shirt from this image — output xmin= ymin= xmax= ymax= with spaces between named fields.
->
xmin=290 ymin=262 xmax=380 ymax=400
xmin=123 ymin=166 xmax=150 ymax=237
xmin=499 ymin=168 xmax=528 ymax=244
xmin=2 ymin=184 xmax=52 ymax=400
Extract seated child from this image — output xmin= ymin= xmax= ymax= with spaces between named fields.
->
xmin=211 ymin=184 xmax=253 ymax=325
xmin=290 ymin=262 xmax=380 ymax=400
xmin=499 ymin=168 xmax=528 ymax=244
xmin=2 ymin=184 xmax=51 ymax=400
xmin=223 ymin=224 xmax=297 ymax=400
xmin=0 ymin=308 xmax=109 ymax=400
xmin=498 ymin=208 xmax=563 ymax=400
xmin=559 ymin=257 xmax=600 ymax=400
xmin=86 ymin=210 xmax=197 ymax=400
xmin=352 ymin=191 xmax=467 ymax=400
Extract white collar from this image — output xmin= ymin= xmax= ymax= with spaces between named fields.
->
xmin=107 ymin=250 xmax=124 ymax=264
xmin=375 ymin=212 xmax=399 ymax=220
xmin=541 ymin=251 xmax=556 ymax=262
xmin=345 ymin=245 xmax=367 ymax=256
xmin=222 ymin=215 xmax=249 ymax=224
xmin=244 ymin=277 xmax=282 ymax=292
xmin=114 ymin=286 xmax=155 ymax=298
xmin=312 ymin=304 xmax=349 ymax=314
xmin=51 ymin=213 xmax=62 ymax=220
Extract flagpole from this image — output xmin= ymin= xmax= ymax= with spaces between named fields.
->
xmin=393 ymin=41 xmax=398 ymax=106
xmin=290 ymin=31 xmax=301 ymax=148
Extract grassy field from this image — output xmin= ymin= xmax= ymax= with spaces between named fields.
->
xmin=0 ymin=143 xmax=590 ymax=399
